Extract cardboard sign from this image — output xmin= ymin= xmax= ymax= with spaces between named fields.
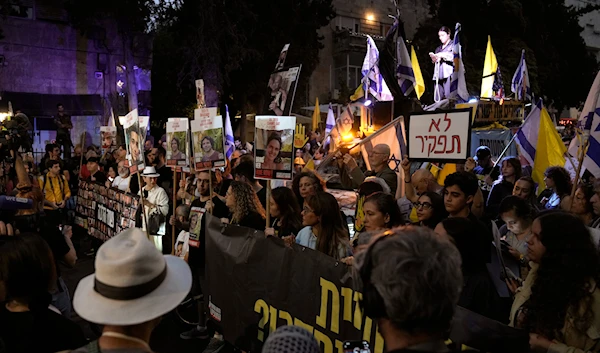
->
xmin=166 ymin=118 xmax=190 ymax=168
xmin=191 ymin=109 xmax=226 ymax=170
xmin=407 ymin=108 xmax=472 ymax=163
xmin=254 ymin=115 xmax=296 ymax=180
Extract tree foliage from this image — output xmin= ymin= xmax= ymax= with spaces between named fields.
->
xmin=151 ymin=0 xmax=335 ymax=135
xmin=411 ymin=0 xmax=598 ymax=108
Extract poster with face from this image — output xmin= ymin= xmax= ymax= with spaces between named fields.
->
xmin=100 ymin=126 xmax=116 ymax=150
xmin=274 ymin=43 xmax=290 ymax=71
xmin=188 ymin=206 xmax=206 ymax=248
xmin=191 ymin=109 xmax=225 ymax=170
xmin=166 ymin=118 xmax=190 ymax=168
xmin=254 ymin=115 xmax=296 ymax=180
xmin=119 ymin=109 xmax=145 ymax=173
xmin=265 ymin=65 xmax=302 ymax=116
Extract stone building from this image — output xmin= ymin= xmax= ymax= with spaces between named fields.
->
xmin=0 ymin=0 xmax=151 ymax=150
xmin=565 ymin=0 xmax=600 ymax=60
xmin=307 ymin=0 xmax=430 ymax=105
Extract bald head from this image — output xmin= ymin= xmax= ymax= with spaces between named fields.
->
xmin=373 ymin=144 xmax=390 ymax=158
xmin=369 ymin=144 xmax=391 ymax=172
xmin=412 ymin=169 xmax=436 ymax=194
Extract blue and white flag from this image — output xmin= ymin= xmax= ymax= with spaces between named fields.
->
xmin=224 ymin=105 xmax=235 ymax=160
xmin=511 ymin=49 xmax=532 ymax=101
xmin=325 ymin=103 xmax=335 ymax=137
xmin=362 ymin=35 xmax=394 ymax=101
xmin=396 ymin=29 xmax=416 ymax=96
xmin=569 ymin=71 xmax=600 ymax=177
xmin=449 ymin=23 xmax=469 ymax=102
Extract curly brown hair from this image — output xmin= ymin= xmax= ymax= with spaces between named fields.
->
xmin=229 ymin=181 xmax=265 ymax=224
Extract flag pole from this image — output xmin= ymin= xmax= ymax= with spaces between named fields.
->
xmin=567 ymin=131 xmax=590 ymax=211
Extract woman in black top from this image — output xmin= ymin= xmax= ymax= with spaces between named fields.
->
xmin=224 ymin=181 xmax=266 ymax=231
xmin=0 ymin=234 xmax=86 ymax=353
xmin=265 ymin=187 xmax=302 ymax=238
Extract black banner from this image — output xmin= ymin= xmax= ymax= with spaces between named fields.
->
xmin=204 ymin=214 xmax=529 ymax=353
xmin=75 ymin=180 xmax=140 ymax=241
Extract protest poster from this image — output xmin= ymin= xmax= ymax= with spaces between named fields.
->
xmin=120 ymin=109 xmax=145 ymax=173
xmin=191 ymin=109 xmax=226 ymax=170
xmin=204 ymin=214 xmax=529 ymax=353
xmin=470 ymin=129 xmax=517 ymax=158
xmin=74 ymin=180 xmax=140 ymax=242
xmin=274 ymin=44 xmax=290 ymax=71
xmin=100 ymin=126 xmax=116 ymax=151
xmin=266 ymin=66 xmax=301 ymax=116
xmin=254 ymin=115 xmax=295 ymax=180
xmin=166 ymin=118 xmax=190 ymax=168
xmin=407 ymin=108 xmax=473 ymax=163
xmin=196 ymin=79 xmax=206 ymax=108
xmin=187 ymin=206 xmax=207 ymax=248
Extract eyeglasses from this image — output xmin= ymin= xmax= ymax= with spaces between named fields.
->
xmin=413 ymin=201 xmax=433 ymax=210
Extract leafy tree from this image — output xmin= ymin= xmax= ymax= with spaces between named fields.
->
xmin=411 ymin=0 xmax=597 ymax=109
xmin=151 ymin=0 xmax=335 ymax=140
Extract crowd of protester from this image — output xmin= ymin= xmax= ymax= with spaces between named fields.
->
xmin=2 ymin=119 xmax=600 ymax=353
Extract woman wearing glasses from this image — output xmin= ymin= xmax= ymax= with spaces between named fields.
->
xmin=414 ymin=192 xmax=448 ymax=229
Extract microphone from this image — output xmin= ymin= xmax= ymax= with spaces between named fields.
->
xmin=0 ymin=195 xmax=33 ymax=210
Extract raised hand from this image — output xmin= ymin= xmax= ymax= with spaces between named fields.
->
xmin=294 ymin=124 xmax=310 ymax=149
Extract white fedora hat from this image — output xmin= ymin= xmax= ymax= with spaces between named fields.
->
xmin=73 ymin=228 xmax=192 ymax=326
xmin=140 ymin=166 xmax=160 ymax=178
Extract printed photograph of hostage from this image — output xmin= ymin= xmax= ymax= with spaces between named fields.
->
xmin=255 ymin=131 xmax=293 ymax=171
xmin=124 ymin=121 xmax=144 ymax=170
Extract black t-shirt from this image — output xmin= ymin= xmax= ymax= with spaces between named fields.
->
xmin=188 ymin=196 xmax=229 ymax=268
xmin=271 ymin=218 xmax=302 ymax=238
xmin=0 ymin=306 xmax=86 ymax=353
xmin=157 ymin=165 xmax=173 ymax=192
xmin=235 ymin=211 xmax=266 ymax=232
xmin=467 ymin=212 xmax=493 ymax=263
xmin=40 ymin=226 xmax=70 ymax=278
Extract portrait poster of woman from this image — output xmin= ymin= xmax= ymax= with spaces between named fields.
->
xmin=100 ymin=126 xmax=116 ymax=150
xmin=191 ymin=111 xmax=226 ymax=170
xmin=254 ymin=115 xmax=296 ymax=181
xmin=166 ymin=117 xmax=190 ymax=168
xmin=188 ymin=207 xmax=206 ymax=248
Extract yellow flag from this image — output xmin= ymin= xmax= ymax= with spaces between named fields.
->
xmin=303 ymin=158 xmax=315 ymax=171
xmin=411 ymin=45 xmax=425 ymax=99
xmin=436 ymin=163 xmax=457 ymax=185
xmin=480 ymin=36 xmax=498 ymax=98
xmin=531 ymin=108 xmax=567 ymax=195
xmin=312 ymin=97 xmax=320 ymax=132
xmin=350 ymin=84 xmax=364 ymax=102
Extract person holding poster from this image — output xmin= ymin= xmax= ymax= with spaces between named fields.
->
xmin=191 ymin=111 xmax=226 ymax=170
xmin=254 ymin=116 xmax=295 ymax=180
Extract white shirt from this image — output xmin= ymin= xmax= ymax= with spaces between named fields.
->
xmin=112 ymin=175 xmax=131 ymax=192
xmin=138 ymin=185 xmax=169 ymax=235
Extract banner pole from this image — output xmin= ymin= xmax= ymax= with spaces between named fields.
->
xmin=567 ymin=138 xmax=589 ymax=211
xmin=172 ymin=170 xmax=177 ymax=253
xmin=209 ymin=169 xmax=213 ymax=214
xmin=137 ymin=170 xmax=151 ymax=240
xmin=78 ymin=132 xmax=85 ymax=178
xmin=492 ymin=131 xmax=519 ymax=168
xmin=266 ymin=182 xmax=271 ymax=228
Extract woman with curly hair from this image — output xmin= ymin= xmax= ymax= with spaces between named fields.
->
xmin=542 ymin=166 xmax=572 ymax=210
xmin=291 ymin=171 xmax=326 ymax=209
xmin=508 ymin=211 xmax=600 ymax=352
xmin=170 ymin=136 xmax=186 ymax=160
xmin=224 ymin=180 xmax=266 ymax=231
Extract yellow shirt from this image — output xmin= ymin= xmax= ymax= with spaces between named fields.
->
xmin=38 ymin=173 xmax=71 ymax=209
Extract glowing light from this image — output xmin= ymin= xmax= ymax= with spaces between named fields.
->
xmin=525 ymin=103 xmax=532 ymax=107
xmin=0 ymin=113 xmax=9 ymax=122
xmin=364 ymin=99 xmax=373 ymax=107
xmin=342 ymin=133 xmax=354 ymax=142
xmin=499 ymin=98 xmax=504 ymax=105
xmin=468 ymin=98 xmax=478 ymax=103
xmin=117 ymin=80 xmax=124 ymax=88
xmin=366 ymin=13 xmax=375 ymax=22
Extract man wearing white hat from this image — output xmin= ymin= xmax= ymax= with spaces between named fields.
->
xmin=71 ymin=227 xmax=192 ymax=352
xmin=139 ymin=166 xmax=170 ymax=252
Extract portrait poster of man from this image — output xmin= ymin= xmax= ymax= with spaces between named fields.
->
xmin=166 ymin=118 xmax=190 ymax=168
xmin=188 ymin=206 xmax=206 ymax=248
xmin=120 ymin=109 xmax=145 ymax=173
xmin=191 ymin=109 xmax=225 ymax=170
xmin=265 ymin=65 xmax=301 ymax=116
xmin=254 ymin=115 xmax=296 ymax=180
xmin=100 ymin=126 xmax=116 ymax=150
